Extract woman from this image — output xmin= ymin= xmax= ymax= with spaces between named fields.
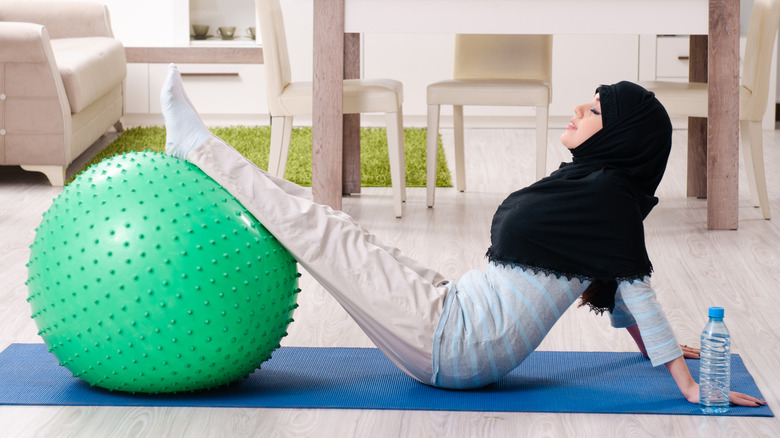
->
xmin=161 ymin=64 xmax=764 ymax=406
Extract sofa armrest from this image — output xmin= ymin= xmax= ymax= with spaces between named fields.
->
xmin=0 ymin=22 xmax=72 ymax=166
xmin=0 ymin=22 xmax=54 ymax=63
xmin=0 ymin=2 xmax=114 ymax=39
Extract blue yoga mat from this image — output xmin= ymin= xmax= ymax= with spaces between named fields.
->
xmin=0 ymin=343 xmax=772 ymax=416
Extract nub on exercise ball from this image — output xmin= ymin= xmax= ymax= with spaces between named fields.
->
xmin=26 ymin=151 xmax=300 ymax=394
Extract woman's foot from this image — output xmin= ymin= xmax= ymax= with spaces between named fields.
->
xmin=160 ymin=64 xmax=211 ymax=159
xmin=159 ymin=63 xmax=311 ymax=201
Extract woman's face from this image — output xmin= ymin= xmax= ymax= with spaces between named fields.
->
xmin=560 ymin=94 xmax=603 ymax=150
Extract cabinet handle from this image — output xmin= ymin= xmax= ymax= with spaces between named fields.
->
xmin=181 ymin=73 xmax=240 ymax=77
xmin=678 ymin=56 xmax=690 ymax=61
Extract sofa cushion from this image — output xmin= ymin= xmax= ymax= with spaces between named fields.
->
xmin=49 ymin=37 xmax=126 ymax=113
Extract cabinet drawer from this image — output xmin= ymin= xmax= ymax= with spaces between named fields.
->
xmin=126 ymin=63 xmax=150 ymax=114
xmin=656 ymin=36 xmax=690 ymax=80
xmin=148 ymin=63 xmax=266 ymax=114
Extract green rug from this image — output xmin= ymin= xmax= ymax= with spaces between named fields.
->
xmin=71 ymin=126 xmax=452 ymax=187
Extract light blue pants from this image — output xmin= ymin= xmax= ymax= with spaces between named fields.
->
xmin=432 ymin=263 xmax=589 ymax=389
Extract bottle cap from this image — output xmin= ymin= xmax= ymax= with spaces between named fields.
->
xmin=708 ymin=306 xmax=725 ymax=318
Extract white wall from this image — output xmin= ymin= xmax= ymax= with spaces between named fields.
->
xmin=17 ymin=0 xmax=777 ymax=126
xmin=282 ymin=1 xmax=640 ymax=121
xmin=4 ymin=0 xmax=190 ymax=44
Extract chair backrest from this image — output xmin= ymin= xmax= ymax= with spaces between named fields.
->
xmin=255 ymin=0 xmax=292 ymax=114
xmin=453 ymin=34 xmax=552 ymax=83
xmin=740 ymin=0 xmax=780 ymax=121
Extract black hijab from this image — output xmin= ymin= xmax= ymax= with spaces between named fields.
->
xmin=486 ymin=81 xmax=672 ymax=312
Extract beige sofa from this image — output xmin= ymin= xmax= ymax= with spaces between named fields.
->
xmin=0 ymin=2 xmax=126 ymax=185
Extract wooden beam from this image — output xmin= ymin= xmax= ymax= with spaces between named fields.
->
xmin=707 ymin=0 xmax=740 ymax=229
xmin=688 ymin=35 xmax=708 ymax=198
xmin=343 ymin=33 xmax=361 ymax=195
xmin=312 ymin=0 xmax=344 ymax=210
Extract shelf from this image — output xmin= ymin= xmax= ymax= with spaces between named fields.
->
xmin=125 ymin=46 xmax=263 ymax=64
xmin=188 ymin=37 xmax=257 ymax=46
xmin=189 ymin=0 xmax=257 ymax=45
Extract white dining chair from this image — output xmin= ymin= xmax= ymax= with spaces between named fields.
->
xmin=256 ymin=0 xmax=406 ymax=217
xmin=425 ymin=34 xmax=552 ymax=207
xmin=640 ymin=0 xmax=780 ymax=220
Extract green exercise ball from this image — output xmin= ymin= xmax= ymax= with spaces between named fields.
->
xmin=26 ymin=151 xmax=300 ymax=394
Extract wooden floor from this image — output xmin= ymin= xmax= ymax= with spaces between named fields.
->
xmin=1 ymin=125 xmax=779 ymax=437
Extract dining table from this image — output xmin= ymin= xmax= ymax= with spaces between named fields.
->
xmin=310 ymin=0 xmax=740 ymax=230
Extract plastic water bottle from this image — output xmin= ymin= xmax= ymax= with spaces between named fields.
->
xmin=699 ymin=306 xmax=731 ymax=414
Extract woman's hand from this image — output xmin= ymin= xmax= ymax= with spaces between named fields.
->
xmin=683 ymin=383 xmax=766 ymax=408
xmin=686 ymin=385 xmax=767 ymax=407
xmin=665 ymin=356 xmax=767 ymax=407
xmin=680 ymin=344 xmax=700 ymax=359
xmin=728 ymin=391 xmax=767 ymax=407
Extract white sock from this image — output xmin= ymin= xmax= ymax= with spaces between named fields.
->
xmin=161 ymin=64 xmax=211 ymax=160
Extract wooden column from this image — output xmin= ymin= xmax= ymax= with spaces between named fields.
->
xmin=707 ymin=0 xmax=740 ymax=229
xmin=312 ymin=0 xmax=344 ymax=210
xmin=688 ymin=35 xmax=708 ymax=198
xmin=343 ymin=33 xmax=362 ymax=195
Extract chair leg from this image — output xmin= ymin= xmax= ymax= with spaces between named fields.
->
xmin=453 ymin=105 xmax=466 ymax=192
xmin=426 ymin=104 xmax=441 ymax=207
xmin=740 ymin=120 xmax=759 ymax=206
xmin=268 ymin=115 xmax=293 ymax=178
xmin=385 ymin=110 xmax=405 ymax=218
xmin=535 ymin=105 xmax=549 ymax=180
xmin=113 ymin=120 xmax=125 ymax=133
xmin=740 ymin=120 xmax=771 ymax=219
xmin=21 ymin=165 xmax=66 ymax=186
xmin=397 ymin=106 xmax=407 ymax=203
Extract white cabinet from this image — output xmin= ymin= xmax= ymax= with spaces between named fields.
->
xmin=121 ymin=0 xmax=263 ymax=121
xmin=125 ymin=63 xmax=151 ymax=114
xmin=655 ymin=35 xmax=691 ymax=82
xmin=126 ymin=63 xmax=265 ymax=115
xmin=151 ymin=63 xmax=265 ymax=114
